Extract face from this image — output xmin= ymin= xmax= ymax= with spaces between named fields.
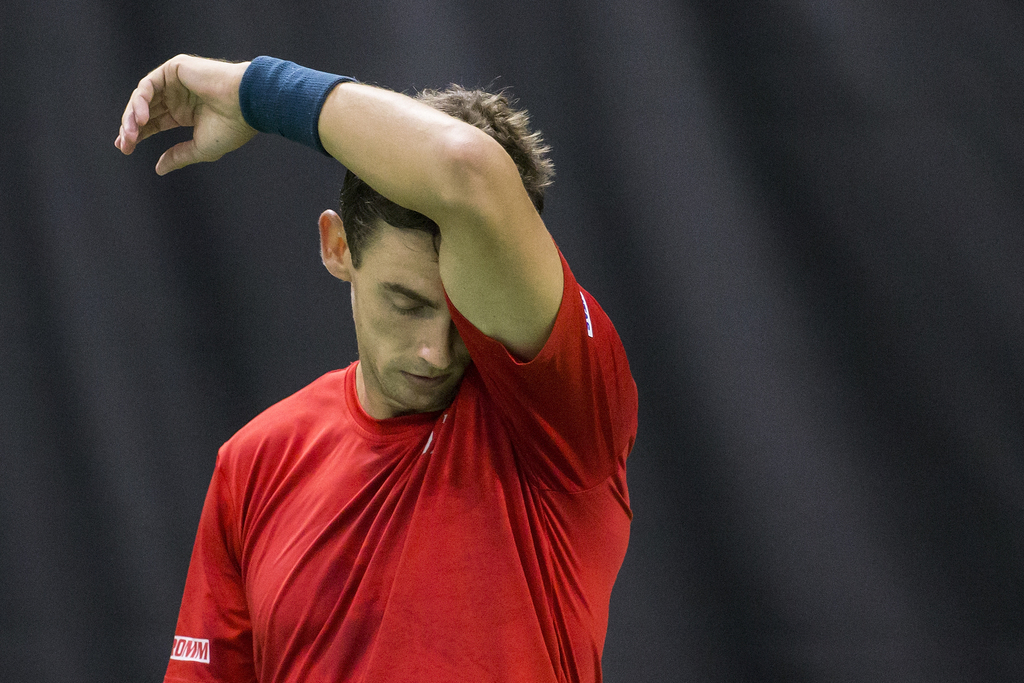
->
xmin=320 ymin=212 xmax=472 ymax=419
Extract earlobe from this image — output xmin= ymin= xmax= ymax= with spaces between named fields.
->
xmin=319 ymin=210 xmax=352 ymax=281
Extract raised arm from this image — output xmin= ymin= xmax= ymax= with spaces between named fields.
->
xmin=116 ymin=55 xmax=563 ymax=360
xmin=318 ymin=81 xmax=563 ymax=360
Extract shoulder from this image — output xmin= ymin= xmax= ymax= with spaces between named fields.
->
xmin=220 ymin=365 xmax=353 ymax=466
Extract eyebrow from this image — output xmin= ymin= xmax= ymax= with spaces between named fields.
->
xmin=380 ymin=282 xmax=440 ymax=308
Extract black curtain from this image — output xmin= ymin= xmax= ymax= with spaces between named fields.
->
xmin=2 ymin=1 xmax=1021 ymax=681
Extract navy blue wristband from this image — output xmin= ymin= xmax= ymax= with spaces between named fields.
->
xmin=239 ymin=56 xmax=356 ymax=155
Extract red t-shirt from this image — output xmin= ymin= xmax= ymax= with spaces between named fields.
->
xmin=165 ymin=255 xmax=638 ymax=683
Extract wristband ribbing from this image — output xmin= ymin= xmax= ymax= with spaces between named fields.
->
xmin=239 ymin=56 xmax=356 ymax=155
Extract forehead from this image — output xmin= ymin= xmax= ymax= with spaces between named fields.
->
xmin=357 ymin=223 xmax=442 ymax=291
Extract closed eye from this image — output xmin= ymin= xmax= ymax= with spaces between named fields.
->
xmin=394 ymin=302 xmax=428 ymax=316
xmin=380 ymin=282 xmax=439 ymax=317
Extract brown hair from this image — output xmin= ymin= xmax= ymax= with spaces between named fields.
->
xmin=339 ymin=85 xmax=554 ymax=267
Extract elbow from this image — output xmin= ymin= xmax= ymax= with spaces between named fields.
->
xmin=432 ymin=125 xmax=517 ymax=218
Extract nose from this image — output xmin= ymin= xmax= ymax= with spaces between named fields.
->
xmin=417 ymin=317 xmax=463 ymax=371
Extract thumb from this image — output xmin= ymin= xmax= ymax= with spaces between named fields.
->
xmin=155 ymin=139 xmax=207 ymax=175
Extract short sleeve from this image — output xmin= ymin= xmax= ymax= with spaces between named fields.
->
xmin=447 ymin=251 xmax=638 ymax=491
xmin=164 ymin=452 xmax=256 ymax=683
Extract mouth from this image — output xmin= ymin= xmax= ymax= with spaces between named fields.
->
xmin=401 ymin=371 xmax=450 ymax=389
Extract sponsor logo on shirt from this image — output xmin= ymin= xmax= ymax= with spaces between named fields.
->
xmin=171 ymin=636 xmax=210 ymax=664
xmin=579 ymin=290 xmax=594 ymax=338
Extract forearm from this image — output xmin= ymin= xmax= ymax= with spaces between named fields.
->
xmin=235 ymin=56 xmax=523 ymax=232
xmin=317 ymin=82 xmax=517 ymax=230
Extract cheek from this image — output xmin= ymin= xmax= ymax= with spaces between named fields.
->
xmin=353 ymin=295 xmax=389 ymax=354
xmin=364 ymin=307 xmax=418 ymax=354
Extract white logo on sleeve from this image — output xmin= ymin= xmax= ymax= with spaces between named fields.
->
xmin=579 ymin=290 xmax=593 ymax=338
xmin=171 ymin=635 xmax=210 ymax=664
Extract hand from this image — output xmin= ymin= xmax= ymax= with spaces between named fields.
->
xmin=115 ymin=55 xmax=257 ymax=175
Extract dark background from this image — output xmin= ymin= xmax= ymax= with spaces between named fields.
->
xmin=2 ymin=1 xmax=1022 ymax=681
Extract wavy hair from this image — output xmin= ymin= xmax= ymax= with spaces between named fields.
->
xmin=339 ymin=85 xmax=554 ymax=267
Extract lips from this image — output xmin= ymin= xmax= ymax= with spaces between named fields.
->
xmin=401 ymin=371 xmax=449 ymax=388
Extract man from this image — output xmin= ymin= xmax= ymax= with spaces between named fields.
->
xmin=117 ymin=54 xmax=637 ymax=683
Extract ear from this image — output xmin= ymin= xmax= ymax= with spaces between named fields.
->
xmin=319 ymin=210 xmax=353 ymax=281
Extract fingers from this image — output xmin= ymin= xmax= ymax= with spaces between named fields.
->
xmin=116 ymin=93 xmax=148 ymax=154
xmin=117 ymin=107 xmax=178 ymax=155
xmin=116 ymin=62 xmax=170 ymax=154
xmin=127 ymin=63 xmax=167 ymax=131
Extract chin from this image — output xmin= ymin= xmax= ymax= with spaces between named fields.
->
xmin=405 ymin=390 xmax=456 ymax=414
xmin=380 ymin=382 xmax=449 ymax=416
xmin=412 ymin=379 xmax=464 ymax=413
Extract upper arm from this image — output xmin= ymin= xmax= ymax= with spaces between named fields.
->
xmin=432 ymin=128 xmax=564 ymax=361
xmin=166 ymin=454 xmax=255 ymax=682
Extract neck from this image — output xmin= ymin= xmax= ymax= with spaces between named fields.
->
xmin=354 ymin=361 xmax=381 ymax=419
